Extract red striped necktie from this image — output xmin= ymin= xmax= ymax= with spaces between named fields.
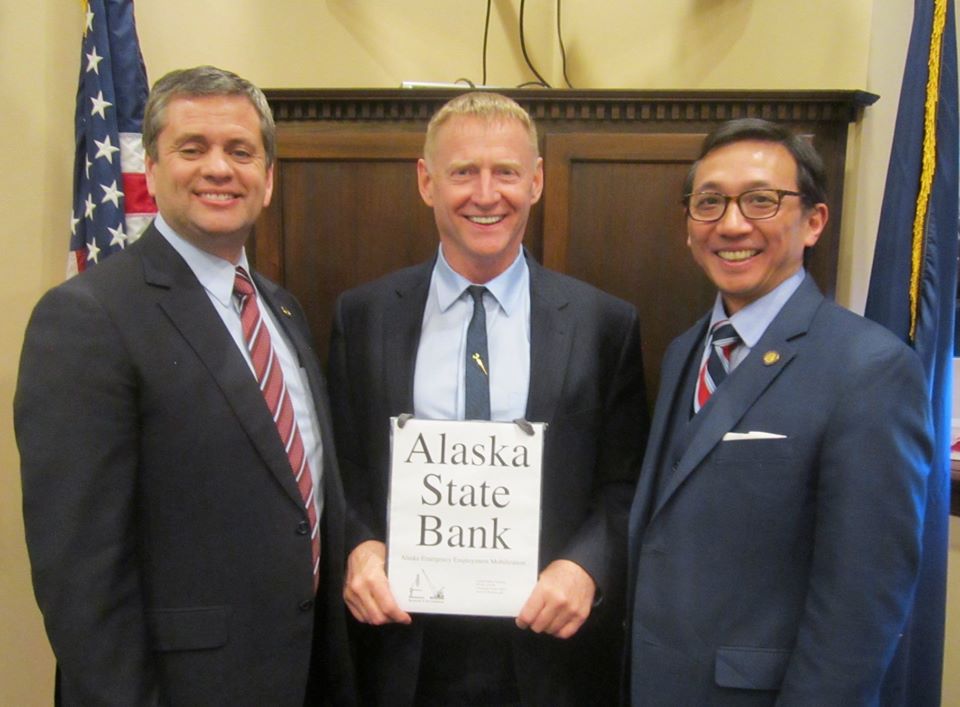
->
xmin=694 ymin=320 xmax=741 ymax=414
xmin=234 ymin=267 xmax=320 ymax=591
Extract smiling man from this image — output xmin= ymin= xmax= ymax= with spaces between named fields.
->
xmin=15 ymin=66 xmax=354 ymax=706
xmin=625 ymin=119 xmax=932 ymax=706
xmin=328 ymin=92 xmax=647 ymax=706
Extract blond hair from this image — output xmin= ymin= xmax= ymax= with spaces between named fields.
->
xmin=423 ymin=92 xmax=539 ymax=163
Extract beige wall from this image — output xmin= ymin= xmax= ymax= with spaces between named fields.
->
xmin=2 ymin=1 xmax=956 ymax=702
xmin=132 ymin=0 xmax=874 ymax=91
xmin=948 ymin=516 xmax=960 ymax=705
xmin=1 ymin=1 xmax=80 ymax=704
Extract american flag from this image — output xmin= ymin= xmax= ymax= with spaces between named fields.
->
xmin=70 ymin=0 xmax=155 ymax=276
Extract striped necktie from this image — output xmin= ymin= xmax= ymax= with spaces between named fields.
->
xmin=694 ymin=320 xmax=740 ymax=414
xmin=234 ymin=267 xmax=320 ymax=591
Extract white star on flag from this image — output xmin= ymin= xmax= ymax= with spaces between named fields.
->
xmin=86 ymin=238 xmax=101 ymax=264
xmin=100 ymin=180 xmax=123 ymax=208
xmin=107 ymin=224 xmax=127 ymax=248
xmin=84 ymin=193 xmax=97 ymax=220
xmin=94 ymin=135 xmax=120 ymax=163
xmin=86 ymin=46 xmax=103 ymax=74
xmin=90 ymin=90 xmax=112 ymax=119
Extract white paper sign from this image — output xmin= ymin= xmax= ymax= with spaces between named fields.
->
xmin=387 ymin=417 xmax=544 ymax=617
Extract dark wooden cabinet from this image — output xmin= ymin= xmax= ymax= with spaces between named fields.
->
xmin=255 ymin=89 xmax=874 ymax=400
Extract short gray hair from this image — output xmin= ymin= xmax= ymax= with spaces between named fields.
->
xmin=142 ymin=65 xmax=276 ymax=166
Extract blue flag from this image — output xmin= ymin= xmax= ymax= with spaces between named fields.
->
xmin=70 ymin=0 xmax=155 ymax=275
xmin=865 ymin=1 xmax=958 ymax=704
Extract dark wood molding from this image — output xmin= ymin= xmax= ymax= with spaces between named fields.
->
xmin=265 ymin=88 xmax=878 ymax=126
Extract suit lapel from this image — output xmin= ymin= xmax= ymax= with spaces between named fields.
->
xmin=525 ymin=259 xmax=572 ymax=423
xmin=139 ymin=228 xmax=306 ymax=511
xmin=384 ymin=261 xmax=433 ymax=415
xmin=255 ymin=274 xmax=324 ymax=409
xmin=629 ymin=318 xmax=706 ymax=543
xmin=651 ymin=277 xmax=825 ymax=519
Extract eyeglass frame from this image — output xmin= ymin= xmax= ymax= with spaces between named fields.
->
xmin=682 ymin=188 xmax=804 ymax=222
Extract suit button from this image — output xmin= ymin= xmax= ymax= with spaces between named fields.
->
xmin=299 ymin=599 xmax=314 ymax=612
xmin=296 ymin=520 xmax=309 ymax=535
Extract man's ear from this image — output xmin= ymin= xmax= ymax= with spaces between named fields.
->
xmin=530 ymin=157 xmax=544 ymax=204
xmin=802 ymin=203 xmax=829 ymax=248
xmin=262 ymin=164 xmax=275 ymax=208
xmin=417 ymin=158 xmax=434 ymax=207
xmin=145 ymin=154 xmax=157 ymax=197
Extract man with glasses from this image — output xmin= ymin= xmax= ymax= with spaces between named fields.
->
xmin=625 ymin=118 xmax=932 ymax=705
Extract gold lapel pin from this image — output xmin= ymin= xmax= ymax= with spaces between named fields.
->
xmin=763 ymin=350 xmax=781 ymax=366
xmin=280 ymin=306 xmax=293 ymax=317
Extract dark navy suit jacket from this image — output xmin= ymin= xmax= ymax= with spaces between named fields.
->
xmin=626 ymin=276 xmax=932 ymax=706
xmin=15 ymin=225 xmax=355 ymax=706
xmin=328 ymin=254 xmax=648 ymax=706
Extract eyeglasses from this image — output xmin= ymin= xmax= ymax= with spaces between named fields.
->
xmin=683 ymin=189 xmax=803 ymax=222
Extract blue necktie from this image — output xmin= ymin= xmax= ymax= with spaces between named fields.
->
xmin=464 ymin=285 xmax=491 ymax=420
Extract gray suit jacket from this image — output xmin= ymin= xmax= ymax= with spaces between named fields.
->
xmin=15 ymin=225 xmax=355 ymax=706
xmin=626 ymin=276 xmax=932 ymax=706
xmin=328 ymin=254 xmax=648 ymax=706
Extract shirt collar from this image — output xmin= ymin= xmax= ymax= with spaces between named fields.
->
xmin=709 ymin=268 xmax=806 ymax=348
xmin=433 ymin=245 xmax=528 ymax=315
xmin=153 ymin=214 xmax=251 ymax=308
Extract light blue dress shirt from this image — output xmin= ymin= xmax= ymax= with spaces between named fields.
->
xmin=413 ymin=246 xmax=530 ymax=421
xmin=154 ymin=215 xmax=324 ymax=518
xmin=698 ymin=267 xmax=807 ymax=380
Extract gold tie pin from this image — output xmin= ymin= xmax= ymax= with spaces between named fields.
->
xmin=472 ymin=353 xmax=489 ymax=376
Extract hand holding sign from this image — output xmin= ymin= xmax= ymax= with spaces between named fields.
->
xmin=344 ymin=540 xmax=412 ymax=625
xmin=515 ymin=559 xmax=596 ymax=638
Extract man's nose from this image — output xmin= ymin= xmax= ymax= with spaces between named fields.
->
xmin=473 ymin=172 xmax=501 ymax=205
xmin=716 ymin=198 xmax=753 ymax=234
xmin=200 ymin=149 xmax=231 ymax=178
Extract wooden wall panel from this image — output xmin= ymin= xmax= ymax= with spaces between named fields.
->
xmin=255 ymin=132 xmax=437 ymax=361
xmin=542 ymin=133 xmax=708 ymax=397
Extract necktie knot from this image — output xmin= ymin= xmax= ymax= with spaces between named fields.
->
xmin=234 ymin=267 xmax=255 ymax=299
xmin=694 ymin=319 xmax=741 ymax=414
xmin=710 ymin=320 xmax=740 ymax=350
xmin=467 ymin=285 xmax=487 ymax=306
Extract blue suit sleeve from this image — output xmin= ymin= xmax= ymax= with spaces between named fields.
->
xmin=777 ymin=342 xmax=931 ymax=705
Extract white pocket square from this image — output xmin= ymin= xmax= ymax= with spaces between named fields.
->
xmin=722 ymin=431 xmax=788 ymax=441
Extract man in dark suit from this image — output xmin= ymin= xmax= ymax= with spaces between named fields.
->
xmin=328 ymin=92 xmax=647 ymax=706
xmin=15 ymin=66 xmax=354 ymax=706
xmin=626 ymin=118 xmax=932 ymax=706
